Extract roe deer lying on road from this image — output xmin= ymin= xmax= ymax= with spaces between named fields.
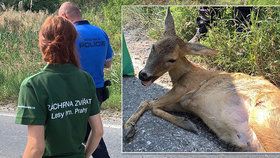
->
xmin=124 ymin=7 xmax=280 ymax=152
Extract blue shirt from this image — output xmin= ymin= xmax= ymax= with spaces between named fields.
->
xmin=74 ymin=20 xmax=113 ymax=88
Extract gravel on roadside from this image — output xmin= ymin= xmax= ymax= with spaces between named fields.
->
xmin=122 ymin=77 xmax=238 ymax=152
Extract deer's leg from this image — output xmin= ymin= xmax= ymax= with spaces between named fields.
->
xmin=124 ymin=101 xmax=151 ymax=141
xmin=151 ymin=107 xmax=198 ymax=133
xmin=124 ymin=101 xmax=151 ymax=128
xmin=161 ymin=102 xmax=186 ymax=112
xmin=124 ymin=84 xmax=196 ymax=141
xmin=149 ymin=84 xmax=197 ymax=132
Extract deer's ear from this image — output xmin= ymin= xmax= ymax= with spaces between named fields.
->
xmin=164 ymin=7 xmax=176 ymax=37
xmin=183 ymin=42 xmax=217 ymax=56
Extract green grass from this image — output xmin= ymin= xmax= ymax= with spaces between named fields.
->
xmin=0 ymin=0 xmax=134 ymax=110
xmin=135 ymin=0 xmax=280 ymax=5
xmin=0 ymin=10 xmax=46 ymax=103
xmin=2 ymin=0 xmax=280 ymax=110
xmin=123 ymin=6 xmax=280 ymax=87
xmin=201 ymin=7 xmax=280 ymax=86
xmin=0 ymin=3 xmax=124 ymax=110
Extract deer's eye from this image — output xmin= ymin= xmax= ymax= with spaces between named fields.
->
xmin=167 ymin=59 xmax=176 ymax=63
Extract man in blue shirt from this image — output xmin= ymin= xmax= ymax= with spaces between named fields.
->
xmin=59 ymin=2 xmax=113 ymax=158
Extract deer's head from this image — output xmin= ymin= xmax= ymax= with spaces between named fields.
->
xmin=139 ymin=7 xmax=217 ymax=86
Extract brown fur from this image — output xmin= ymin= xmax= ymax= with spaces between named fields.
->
xmin=124 ymin=8 xmax=280 ymax=152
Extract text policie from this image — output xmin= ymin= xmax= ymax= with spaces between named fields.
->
xmin=79 ymin=39 xmax=106 ymax=48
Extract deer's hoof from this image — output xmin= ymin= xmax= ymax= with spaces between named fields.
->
xmin=184 ymin=118 xmax=199 ymax=134
xmin=124 ymin=124 xmax=136 ymax=142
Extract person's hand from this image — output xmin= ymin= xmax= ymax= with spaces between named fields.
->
xmin=84 ymin=114 xmax=103 ymax=157
xmin=104 ymin=59 xmax=112 ymax=68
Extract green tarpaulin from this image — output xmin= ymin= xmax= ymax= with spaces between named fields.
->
xmin=122 ymin=33 xmax=134 ymax=76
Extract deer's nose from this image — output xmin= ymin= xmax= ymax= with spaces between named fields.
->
xmin=139 ymin=70 xmax=152 ymax=81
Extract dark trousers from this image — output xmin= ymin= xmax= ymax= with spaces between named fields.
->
xmin=85 ymin=125 xmax=110 ymax=158
xmin=84 ymin=87 xmax=110 ymax=158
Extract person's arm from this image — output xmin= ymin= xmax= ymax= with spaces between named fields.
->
xmin=85 ymin=114 xmax=103 ymax=158
xmin=104 ymin=59 xmax=112 ymax=68
xmin=23 ymin=125 xmax=45 ymax=158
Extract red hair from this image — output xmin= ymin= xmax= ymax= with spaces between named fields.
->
xmin=39 ymin=16 xmax=79 ymax=67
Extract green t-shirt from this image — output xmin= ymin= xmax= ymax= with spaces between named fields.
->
xmin=15 ymin=63 xmax=100 ymax=158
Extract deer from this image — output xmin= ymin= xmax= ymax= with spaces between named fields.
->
xmin=124 ymin=7 xmax=280 ymax=152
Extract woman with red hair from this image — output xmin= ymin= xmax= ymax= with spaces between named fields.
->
xmin=15 ymin=16 xmax=103 ymax=158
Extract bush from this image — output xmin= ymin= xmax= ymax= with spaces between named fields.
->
xmin=0 ymin=10 xmax=47 ymax=101
xmin=123 ymin=6 xmax=280 ymax=87
xmin=134 ymin=0 xmax=280 ymax=5
xmin=1 ymin=0 xmax=60 ymax=12
xmin=201 ymin=7 xmax=280 ymax=86
xmin=0 ymin=0 xmax=135 ymax=109
xmin=31 ymin=0 xmax=60 ymax=13
xmin=0 ymin=0 xmax=139 ymax=109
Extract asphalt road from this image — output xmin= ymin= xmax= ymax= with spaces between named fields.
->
xmin=122 ymin=77 xmax=280 ymax=157
xmin=122 ymin=77 xmax=233 ymax=152
xmin=0 ymin=111 xmax=124 ymax=158
xmin=0 ymin=110 xmax=279 ymax=158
